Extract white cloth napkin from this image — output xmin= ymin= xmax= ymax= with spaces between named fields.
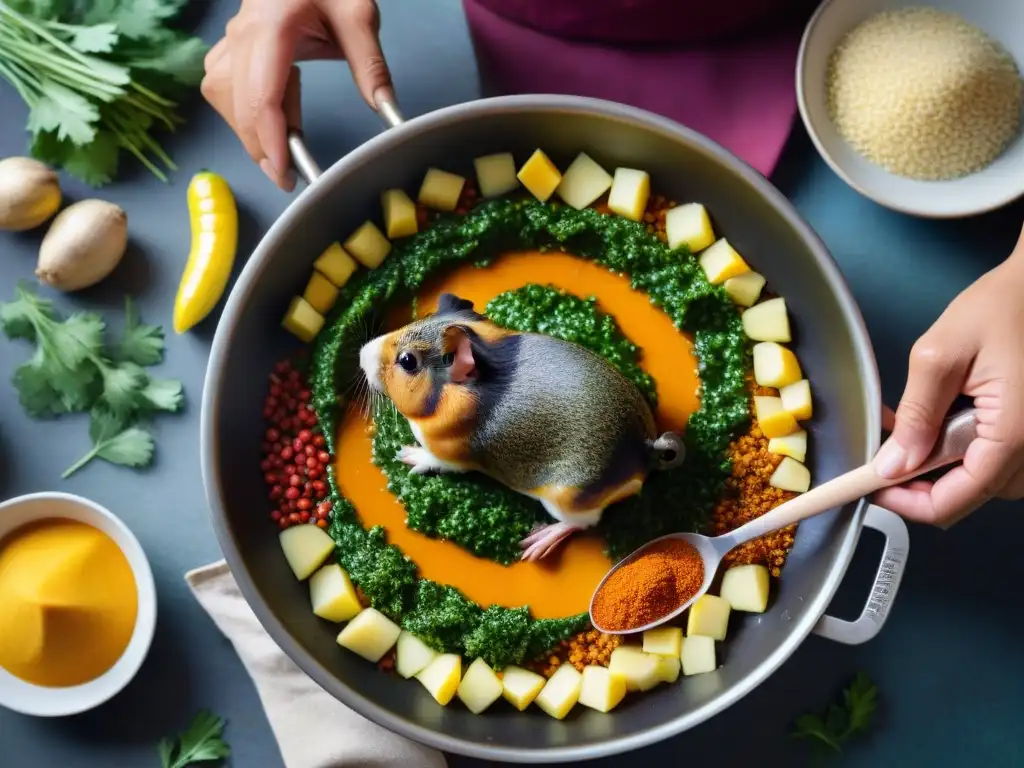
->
xmin=185 ymin=560 xmax=448 ymax=768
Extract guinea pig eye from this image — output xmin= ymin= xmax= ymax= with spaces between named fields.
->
xmin=397 ymin=351 xmax=420 ymax=373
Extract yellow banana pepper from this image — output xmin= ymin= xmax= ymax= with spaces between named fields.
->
xmin=173 ymin=171 xmax=238 ymax=333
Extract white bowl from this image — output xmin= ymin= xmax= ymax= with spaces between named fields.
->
xmin=797 ymin=0 xmax=1024 ymax=218
xmin=0 ymin=492 xmax=157 ymax=717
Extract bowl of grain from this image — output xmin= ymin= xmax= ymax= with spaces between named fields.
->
xmin=797 ymin=0 xmax=1024 ymax=218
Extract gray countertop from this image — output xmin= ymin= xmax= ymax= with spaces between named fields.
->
xmin=1 ymin=1 xmax=1022 ymax=766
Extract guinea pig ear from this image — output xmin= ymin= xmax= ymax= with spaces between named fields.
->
xmin=443 ymin=325 xmax=477 ymax=383
xmin=436 ymin=293 xmax=475 ymax=316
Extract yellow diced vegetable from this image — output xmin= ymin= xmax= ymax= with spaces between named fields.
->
xmin=752 ymin=342 xmax=802 ymax=388
xmin=686 ymin=595 xmax=731 ymax=641
xmin=720 ymin=564 xmax=771 ymax=613
xmin=723 ymin=271 xmax=766 ymax=307
xmin=556 ymin=152 xmax=612 ymax=210
xmin=768 ymin=429 xmax=808 ymax=463
xmin=381 ymin=188 xmax=418 ymax=238
xmin=656 ymin=655 xmax=681 ymax=684
xmin=457 ymin=658 xmax=504 ymax=715
xmin=302 ymin=270 xmax=340 ymax=316
xmin=308 ymin=563 xmax=361 ymax=622
xmin=501 ymin=666 xmax=546 ymax=711
xmin=699 ymin=238 xmax=751 ymax=284
xmin=608 ymin=646 xmax=662 ymax=692
xmin=279 ymin=523 xmax=335 ymax=580
xmin=418 ymin=168 xmax=465 ymax=212
xmin=343 ymin=221 xmax=391 ymax=269
xmin=680 ymin=635 xmax=716 ymax=676
xmin=474 ymin=152 xmax=519 ymax=198
xmin=578 ymin=665 xmax=627 ymax=713
xmin=754 ymin=395 xmax=800 ymax=439
xmin=336 ymin=608 xmax=401 ymax=662
xmin=780 ymin=379 xmax=813 ymax=421
xmin=770 ymin=456 xmax=811 ymax=493
xmin=312 ymin=243 xmax=358 ymax=288
xmin=607 ymin=167 xmax=650 ymax=221
xmin=281 ymin=295 xmax=325 ymax=344
xmin=517 ymin=149 xmax=562 ymax=202
xmin=535 ymin=663 xmax=583 ymax=720
xmin=416 ymin=654 xmax=462 ymax=705
xmin=642 ymin=627 xmax=683 ymax=657
xmin=395 ymin=631 xmax=438 ymax=679
xmin=742 ymin=297 xmax=791 ymax=342
xmin=665 ymin=202 xmax=715 ymax=252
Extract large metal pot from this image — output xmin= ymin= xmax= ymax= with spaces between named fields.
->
xmin=201 ymin=95 xmax=909 ymax=763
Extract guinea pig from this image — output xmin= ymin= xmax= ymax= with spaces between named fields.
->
xmin=358 ymin=292 xmax=684 ymax=561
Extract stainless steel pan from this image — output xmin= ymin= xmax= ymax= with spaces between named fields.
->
xmin=201 ymin=94 xmax=909 ymax=762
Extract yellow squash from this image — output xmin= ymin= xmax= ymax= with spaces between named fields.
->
xmin=173 ymin=171 xmax=238 ymax=333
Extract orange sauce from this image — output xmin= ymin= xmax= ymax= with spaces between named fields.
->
xmin=333 ymin=251 xmax=700 ymax=619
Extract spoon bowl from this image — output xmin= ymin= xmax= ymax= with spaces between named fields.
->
xmin=591 ymin=409 xmax=979 ymax=635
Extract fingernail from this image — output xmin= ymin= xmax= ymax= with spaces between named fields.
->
xmin=874 ymin=438 xmax=909 ymax=479
xmin=372 ymin=85 xmax=395 ymax=110
xmin=259 ymin=158 xmax=277 ymax=183
xmin=283 ymin=168 xmax=297 ymax=192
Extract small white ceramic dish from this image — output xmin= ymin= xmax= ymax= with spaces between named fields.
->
xmin=0 ymin=492 xmax=157 ymax=717
xmin=797 ymin=0 xmax=1024 ymax=218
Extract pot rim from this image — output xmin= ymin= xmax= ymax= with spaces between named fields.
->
xmin=200 ymin=94 xmax=882 ymax=762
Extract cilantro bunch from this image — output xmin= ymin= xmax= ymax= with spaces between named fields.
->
xmin=0 ymin=283 xmax=185 ymax=477
xmin=792 ymin=672 xmax=878 ymax=753
xmin=0 ymin=0 xmax=208 ymax=185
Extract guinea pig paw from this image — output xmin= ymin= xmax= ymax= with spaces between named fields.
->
xmin=397 ymin=445 xmax=437 ymax=475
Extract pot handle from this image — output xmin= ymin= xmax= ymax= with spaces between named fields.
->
xmin=286 ymin=95 xmax=406 ymax=185
xmin=812 ymin=504 xmax=909 ymax=645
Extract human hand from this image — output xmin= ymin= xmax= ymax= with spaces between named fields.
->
xmin=201 ymin=0 xmax=394 ymax=191
xmin=873 ymin=225 xmax=1024 ymax=528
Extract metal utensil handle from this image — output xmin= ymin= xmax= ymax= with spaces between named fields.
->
xmin=813 ymin=504 xmax=909 ymax=644
xmin=287 ymin=94 xmax=406 ymax=185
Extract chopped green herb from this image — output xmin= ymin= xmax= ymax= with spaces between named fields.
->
xmin=792 ymin=672 xmax=878 ymax=752
xmin=157 ymin=709 xmax=230 ymax=768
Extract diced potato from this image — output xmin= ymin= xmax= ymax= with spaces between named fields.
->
xmin=457 ymin=658 xmax=504 ymax=715
xmin=279 ymin=523 xmax=335 ymax=580
xmin=303 ymin=270 xmax=340 ymax=316
xmin=395 ymin=631 xmax=438 ymax=679
xmin=607 ymin=167 xmax=650 ymax=221
xmin=418 ymin=168 xmax=466 ymax=212
xmin=416 ymin=653 xmax=462 ymax=706
xmin=770 ymin=456 xmax=811 ymax=493
xmin=754 ymin=396 xmax=800 ymax=439
xmin=517 ymin=149 xmax=562 ymax=202
xmin=501 ymin=666 xmax=546 ymax=711
xmin=556 ymin=152 xmax=613 ymax=210
xmin=665 ymin=202 xmax=715 ymax=252
xmin=720 ymin=564 xmax=771 ymax=613
xmin=578 ymin=665 xmax=627 ymax=713
xmin=535 ymin=663 xmax=583 ymax=720
xmin=742 ymin=296 xmax=791 ymax=342
xmin=281 ymin=295 xmax=325 ymax=344
xmin=381 ymin=188 xmax=418 ymax=239
xmin=723 ymin=271 xmax=766 ymax=307
xmin=686 ymin=595 xmax=731 ymax=641
xmin=344 ymin=221 xmax=391 ymax=269
xmin=680 ymin=635 xmax=717 ymax=676
xmin=309 ymin=564 xmax=361 ymax=623
xmin=642 ymin=627 xmax=683 ymax=657
xmin=313 ymin=242 xmax=358 ymax=288
xmin=336 ymin=607 xmax=401 ymax=662
xmin=608 ymin=646 xmax=662 ymax=692
xmin=474 ymin=152 xmax=519 ymax=198
xmin=752 ymin=342 xmax=802 ymax=389
xmin=780 ymin=379 xmax=813 ymax=421
xmin=699 ymin=238 xmax=750 ymax=285
xmin=656 ymin=655 xmax=681 ymax=684
xmin=768 ymin=429 xmax=808 ymax=463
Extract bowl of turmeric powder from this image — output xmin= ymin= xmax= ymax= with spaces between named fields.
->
xmin=0 ymin=491 xmax=157 ymax=717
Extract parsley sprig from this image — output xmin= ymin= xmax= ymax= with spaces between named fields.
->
xmin=0 ymin=0 xmax=208 ymax=185
xmin=0 ymin=283 xmax=184 ymax=477
xmin=792 ymin=672 xmax=878 ymax=753
xmin=158 ymin=710 xmax=230 ymax=768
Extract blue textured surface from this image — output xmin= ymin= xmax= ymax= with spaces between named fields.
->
xmin=0 ymin=1 xmax=1022 ymax=767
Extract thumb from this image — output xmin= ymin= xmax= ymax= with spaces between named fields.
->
xmin=876 ymin=340 xmax=969 ymax=478
xmin=321 ymin=0 xmax=395 ymax=110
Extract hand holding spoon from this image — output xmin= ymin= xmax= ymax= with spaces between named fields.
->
xmin=590 ymin=409 xmax=978 ymax=634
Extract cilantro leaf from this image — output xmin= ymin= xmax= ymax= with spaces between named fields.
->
xmin=791 ymin=672 xmax=878 ymax=754
xmin=62 ymin=129 xmax=121 ymax=187
xmin=28 ymin=80 xmax=100 ymax=146
xmin=97 ymin=360 xmax=148 ymax=418
xmin=158 ymin=710 xmax=230 ymax=768
xmin=113 ymin=296 xmax=165 ymax=366
xmin=61 ymin=409 xmax=154 ymax=478
xmin=140 ymin=378 xmax=183 ymax=412
xmin=130 ymin=32 xmax=208 ymax=86
xmin=87 ymin=0 xmax=188 ymax=42
xmin=69 ymin=23 xmax=119 ymax=53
